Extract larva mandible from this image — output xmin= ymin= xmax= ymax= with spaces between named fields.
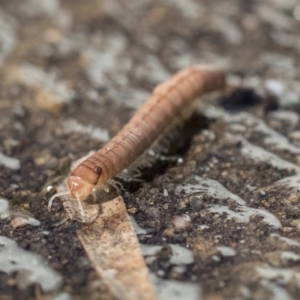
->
xmin=54 ymin=65 xmax=225 ymax=204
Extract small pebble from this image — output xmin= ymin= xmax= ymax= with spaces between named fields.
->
xmin=11 ymin=216 xmax=41 ymax=228
xmin=282 ymin=227 xmax=293 ymax=233
xmin=11 ymin=217 xmax=29 ymax=228
xmin=174 ymin=185 xmax=183 ymax=195
xmin=127 ymin=207 xmax=137 ymax=214
xmin=178 ymin=201 xmax=186 ymax=209
xmin=290 ymin=219 xmax=300 ymax=230
xmin=173 ymin=214 xmax=191 ymax=229
xmin=163 ymin=228 xmax=175 ymax=237
xmin=288 ymin=193 xmax=299 ymax=203
xmin=212 ymin=255 xmax=220 ymax=262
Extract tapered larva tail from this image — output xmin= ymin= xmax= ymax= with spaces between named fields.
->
xmin=67 ymin=65 xmax=225 ymax=201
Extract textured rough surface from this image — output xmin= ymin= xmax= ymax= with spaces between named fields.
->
xmin=1 ymin=0 xmax=300 ymax=299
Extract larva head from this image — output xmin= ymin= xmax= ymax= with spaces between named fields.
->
xmin=67 ymin=176 xmax=95 ymax=201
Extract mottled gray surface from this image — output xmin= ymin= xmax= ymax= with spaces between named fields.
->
xmin=1 ymin=0 xmax=300 ymax=299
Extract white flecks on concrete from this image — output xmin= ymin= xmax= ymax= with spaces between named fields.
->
xmin=198 ymin=225 xmax=210 ymax=230
xmin=260 ymin=52 xmax=296 ymax=77
xmin=129 ymin=216 xmax=147 ymax=235
xmin=0 ymin=199 xmax=40 ymax=228
xmin=239 ymin=137 xmax=300 ymax=171
xmin=0 ymin=236 xmax=62 ymax=292
xmin=101 ymin=0 xmax=149 ymax=31
xmin=0 ymin=197 xmax=10 ymax=219
xmin=19 ymin=0 xmax=71 ymax=27
xmin=289 ymin=130 xmax=300 ymax=141
xmin=182 ymin=176 xmax=246 ymax=205
xmin=276 ymin=173 xmax=300 ymax=193
xmin=151 ymin=274 xmax=201 ymax=300
xmin=256 ymin=266 xmax=299 ymax=285
xmin=229 ymin=123 xmax=247 ymax=133
xmin=280 ymin=251 xmax=300 ymax=263
xmin=245 ymin=184 xmax=257 ymax=192
xmin=270 ymin=233 xmax=300 ymax=247
xmin=0 ymin=152 xmax=20 ymax=170
xmin=239 ymin=287 xmax=252 ymax=298
xmin=169 ymin=244 xmax=194 ymax=265
xmin=84 ymin=34 xmax=129 ymax=87
xmin=140 ymin=244 xmax=163 ymax=257
xmin=255 ymin=113 xmax=300 ymax=147
xmin=217 ymin=246 xmax=237 ymax=257
xmin=270 ymin=0 xmax=298 ymax=10
xmin=280 ymin=86 xmax=300 ymax=108
xmin=265 ymin=79 xmax=284 ymax=97
xmin=174 ymin=185 xmax=183 ymax=195
xmin=134 ymin=55 xmax=170 ymax=85
xmin=261 ymin=279 xmax=294 ymax=300
xmin=52 ymin=292 xmax=73 ymax=300
xmin=11 ymin=216 xmax=41 ymax=228
xmin=17 ymin=64 xmax=74 ymax=106
xmin=212 ymin=255 xmax=221 ymax=262
xmin=213 ymin=16 xmax=243 ymax=45
xmin=209 ymin=205 xmax=281 ymax=228
xmin=140 ymin=243 xmax=194 ymax=266
xmin=173 ymin=214 xmax=192 ymax=229
xmin=172 ymin=265 xmax=187 ymax=274
xmin=165 ymin=0 xmax=204 ymax=20
xmin=258 ymin=4 xmax=293 ymax=30
xmin=20 ymin=0 xmax=60 ymax=16
xmin=0 ymin=12 xmax=17 ymax=66
xmin=269 ymin=110 xmax=299 ymax=130
xmin=62 ymin=119 xmax=109 ymax=142
xmin=253 ymin=117 xmax=300 ymax=154
xmin=271 ymin=31 xmax=300 ymax=53
xmin=113 ymin=87 xmax=151 ymax=109
xmin=183 ymin=174 xmax=281 ymax=228
xmin=200 ymin=104 xmax=229 ymax=120
xmin=229 ymin=113 xmax=300 ymax=154
xmin=294 ymin=6 xmax=300 ymax=21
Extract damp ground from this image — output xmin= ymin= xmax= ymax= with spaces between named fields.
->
xmin=1 ymin=0 xmax=300 ymax=299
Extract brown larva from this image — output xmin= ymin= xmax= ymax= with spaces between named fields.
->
xmin=49 ymin=65 xmax=225 ymax=213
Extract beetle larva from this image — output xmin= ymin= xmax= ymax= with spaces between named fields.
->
xmin=49 ymin=65 xmax=225 ymax=210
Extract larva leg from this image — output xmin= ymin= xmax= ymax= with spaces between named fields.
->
xmin=48 ymin=191 xmax=70 ymax=210
xmin=53 ymin=216 xmax=70 ymax=227
xmin=106 ymin=179 xmax=125 ymax=193
xmin=76 ymin=195 xmax=85 ymax=220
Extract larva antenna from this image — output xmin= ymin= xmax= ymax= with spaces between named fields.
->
xmin=48 ymin=191 xmax=70 ymax=211
xmin=76 ymin=194 xmax=85 ymax=219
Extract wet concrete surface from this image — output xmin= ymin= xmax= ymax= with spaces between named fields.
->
xmin=1 ymin=0 xmax=300 ymax=299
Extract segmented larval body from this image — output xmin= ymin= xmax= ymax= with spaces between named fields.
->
xmin=67 ymin=65 xmax=225 ymax=201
